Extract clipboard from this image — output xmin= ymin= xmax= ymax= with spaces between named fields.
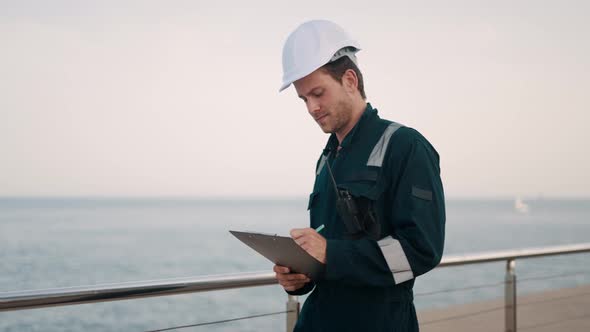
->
xmin=230 ymin=230 xmax=325 ymax=280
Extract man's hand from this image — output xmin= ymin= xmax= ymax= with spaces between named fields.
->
xmin=274 ymin=265 xmax=310 ymax=292
xmin=290 ymin=228 xmax=327 ymax=264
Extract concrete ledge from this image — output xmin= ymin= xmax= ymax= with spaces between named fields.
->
xmin=418 ymin=284 xmax=590 ymax=332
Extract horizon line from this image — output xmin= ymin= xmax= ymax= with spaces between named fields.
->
xmin=0 ymin=195 xmax=589 ymax=201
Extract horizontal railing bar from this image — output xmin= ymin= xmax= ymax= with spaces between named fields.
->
xmin=1 ymin=243 xmax=589 ymax=312
xmin=438 ymin=243 xmax=590 ymax=267
xmin=0 ymin=272 xmax=276 ymax=312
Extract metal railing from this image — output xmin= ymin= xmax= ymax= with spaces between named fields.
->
xmin=1 ymin=243 xmax=590 ymax=331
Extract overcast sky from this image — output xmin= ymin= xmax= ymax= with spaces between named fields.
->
xmin=1 ymin=0 xmax=589 ymax=198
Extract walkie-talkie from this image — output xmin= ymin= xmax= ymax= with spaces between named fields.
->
xmin=325 ymin=150 xmax=364 ymax=235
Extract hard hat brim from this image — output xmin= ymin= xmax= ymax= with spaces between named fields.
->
xmin=278 ymin=45 xmax=361 ymax=92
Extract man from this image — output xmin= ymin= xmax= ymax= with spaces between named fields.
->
xmin=275 ymin=20 xmax=445 ymax=331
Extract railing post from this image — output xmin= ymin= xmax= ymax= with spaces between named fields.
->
xmin=505 ymin=259 xmax=517 ymax=332
xmin=286 ymin=295 xmax=300 ymax=332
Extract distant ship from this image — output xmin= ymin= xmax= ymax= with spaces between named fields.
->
xmin=514 ymin=197 xmax=530 ymax=214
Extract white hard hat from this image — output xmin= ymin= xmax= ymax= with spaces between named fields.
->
xmin=279 ymin=20 xmax=361 ymax=92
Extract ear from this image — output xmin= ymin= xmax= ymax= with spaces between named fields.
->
xmin=341 ymin=69 xmax=358 ymax=95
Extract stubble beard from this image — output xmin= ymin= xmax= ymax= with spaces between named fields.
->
xmin=325 ymin=98 xmax=353 ymax=136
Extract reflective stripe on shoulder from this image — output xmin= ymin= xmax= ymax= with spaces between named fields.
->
xmin=377 ymin=236 xmax=414 ymax=284
xmin=367 ymin=122 xmax=403 ymax=167
xmin=316 ymin=154 xmax=327 ymax=175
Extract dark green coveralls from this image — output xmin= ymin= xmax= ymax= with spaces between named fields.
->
xmin=289 ymin=103 xmax=445 ymax=331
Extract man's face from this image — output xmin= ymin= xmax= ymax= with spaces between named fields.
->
xmin=293 ymin=69 xmax=354 ymax=135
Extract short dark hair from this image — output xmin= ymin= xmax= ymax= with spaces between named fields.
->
xmin=321 ymin=56 xmax=366 ymax=99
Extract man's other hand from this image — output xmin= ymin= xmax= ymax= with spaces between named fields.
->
xmin=274 ymin=265 xmax=310 ymax=291
xmin=290 ymin=228 xmax=327 ymax=264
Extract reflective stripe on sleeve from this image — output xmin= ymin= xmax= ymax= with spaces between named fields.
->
xmin=377 ymin=236 xmax=414 ymax=284
xmin=367 ymin=122 xmax=403 ymax=167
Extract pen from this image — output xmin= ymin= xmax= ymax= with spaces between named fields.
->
xmin=315 ymin=224 xmax=325 ymax=233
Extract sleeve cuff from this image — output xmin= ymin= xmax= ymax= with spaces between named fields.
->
xmin=286 ymin=281 xmax=315 ymax=296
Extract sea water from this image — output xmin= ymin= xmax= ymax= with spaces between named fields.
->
xmin=0 ymin=198 xmax=589 ymax=331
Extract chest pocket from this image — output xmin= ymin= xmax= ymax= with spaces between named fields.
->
xmin=338 ymin=168 xmax=383 ymax=200
xmin=337 ymin=168 xmax=386 ymax=240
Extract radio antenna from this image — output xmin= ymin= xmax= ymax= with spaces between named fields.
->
xmin=324 ymin=150 xmax=340 ymax=196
